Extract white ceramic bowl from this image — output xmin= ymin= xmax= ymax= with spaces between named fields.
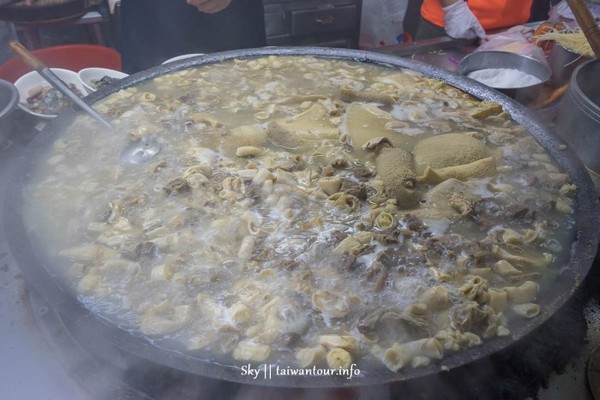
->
xmin=161 ymin=53 xmax=204 ymax=65
xmin=14 ymin=68 xmax=86 ymax=119
xmin=78 ymin=67 xmax=129 ymax=93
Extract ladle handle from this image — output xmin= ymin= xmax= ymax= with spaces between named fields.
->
xmin=8 ymin=40 xmax=46 ymax=71
xmin=8 ymin=40 xmax=113 ymax=130
xmin=567 ymin=0 xmax=600 ymax=58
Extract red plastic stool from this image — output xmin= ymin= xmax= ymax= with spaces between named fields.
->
xmin=0 ymin=44 xmax=122 ymax=82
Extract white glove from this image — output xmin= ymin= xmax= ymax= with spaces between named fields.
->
xmin=443 ymin=1 xmax=486 ymax=40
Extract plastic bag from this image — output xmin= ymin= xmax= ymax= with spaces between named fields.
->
xmin=474 ymin=26 xmax=549 ymax=67
xmin=359 ymin=0 xmax=408 ymax=48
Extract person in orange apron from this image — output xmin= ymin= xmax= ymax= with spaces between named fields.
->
xmin=415 ymin=0 xmax=555 ymax=40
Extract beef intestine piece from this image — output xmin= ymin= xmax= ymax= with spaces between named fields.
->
xmin=413 ymin=133 xmax=493 ymax=175
xmin=375 ymin=147 xmax=419 ymax=208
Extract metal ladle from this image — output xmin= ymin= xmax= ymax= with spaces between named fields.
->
xmin=9 ymin=40 xmax=113 ymax=129
xmin=8 ymin=41 xmax=161 ymax=164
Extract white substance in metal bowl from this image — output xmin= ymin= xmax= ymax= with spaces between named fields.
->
xmin=467 ymin=68 xmax=543 ymax=89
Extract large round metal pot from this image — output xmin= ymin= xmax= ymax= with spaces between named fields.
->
xmin=3 ymin=47 xmax=600 ymax=389
xmin=555 ymin=59 xmax=600 ymax=192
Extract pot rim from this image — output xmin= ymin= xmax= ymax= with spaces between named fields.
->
xmin=570 ymin=59 xmax=600 ymax=122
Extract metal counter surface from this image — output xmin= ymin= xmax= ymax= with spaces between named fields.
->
xmin=374 ymin=36 xmax=476 ymax=73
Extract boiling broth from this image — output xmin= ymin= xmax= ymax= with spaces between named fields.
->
xmin=22 ymin=56 xmax=576 ymax=373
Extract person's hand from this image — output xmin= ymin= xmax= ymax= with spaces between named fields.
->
xmin=186 ymin=0 xmax=232 ymax=14
xmin=442 ymin=1 xmax=486 ymax=40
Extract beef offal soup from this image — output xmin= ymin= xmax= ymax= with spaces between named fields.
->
xmin=22 ymin=56 xmax=576 ymax=374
